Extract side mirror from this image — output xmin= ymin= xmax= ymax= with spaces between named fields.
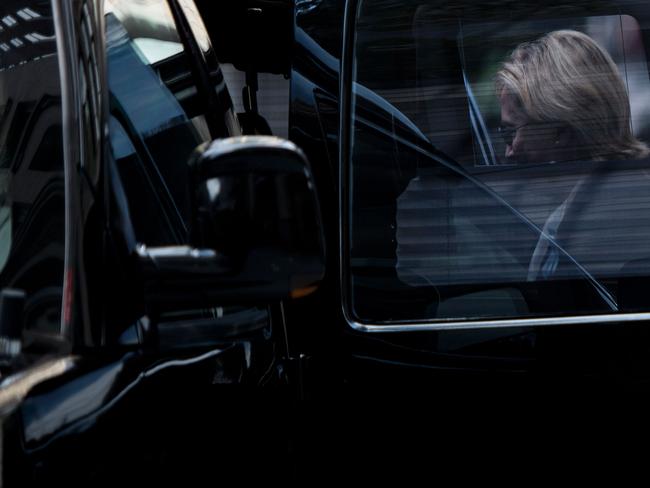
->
xmin=137 ymin=137 xmax=326 ymax=312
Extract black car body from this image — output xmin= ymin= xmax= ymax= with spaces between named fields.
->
xmin=1 ymin=0 xmax=650 ymax=484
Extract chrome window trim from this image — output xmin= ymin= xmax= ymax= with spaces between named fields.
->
xmin=339 ymin=0 xmax=357 ymax=332
xmin=338 ymin=0 xmax=650 ymax=334
xmin=346 ymin=312 xmax=650 ymax=333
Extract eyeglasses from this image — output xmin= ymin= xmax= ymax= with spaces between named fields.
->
xmin=497 ymin=123 xmax=529 ymax=146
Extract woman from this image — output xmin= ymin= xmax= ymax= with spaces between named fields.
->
xmin=495 ymin=30 xmax=650 ymax=281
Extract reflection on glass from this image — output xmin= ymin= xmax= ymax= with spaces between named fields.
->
xmin=177 ymin=0 xmax=212 ymax=53
xmin=106 ymin=10 xmax=202 ymax=243
xmin=106 ymin=0 xmax=270 ymax=337
xmin=0 ymin=205 xmax=11 ymax=272
xmin=350 ymin=0 xmax=650 ymax=322
xmin=105 ymin=0 xmax=183 ymax=64
xmin=0 ymin=1 xmax=64 ymax=334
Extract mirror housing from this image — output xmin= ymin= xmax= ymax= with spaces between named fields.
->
xmin=137 ymin=136 xmax=326 ymax=312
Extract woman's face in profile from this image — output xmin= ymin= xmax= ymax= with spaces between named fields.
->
xmin=499 ymin=91 xmax=562 ymax=164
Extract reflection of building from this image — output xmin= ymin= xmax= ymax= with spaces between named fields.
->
xmin=0 ymin=5 xmax=57 ymax=72
xmin=104 ymin=0 xmax=289 ymax=139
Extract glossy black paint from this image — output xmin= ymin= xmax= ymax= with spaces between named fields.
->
xmin=0 ymin=0 xmax=65 ymax=343
xmin=280 ymin=3 xmax=650 ymax=476
xmin=287 ymin=0 xmax=650 ymax=379
xmin=195 ymin=0 xmax=293 ymax=76
xmin=2 ymin=342 xmax=289 ymax=485
xmin=137 ymin=136 xmax=326 ymax=310
xmin=0 ymin=0 xmax=291 ymax=485
xmin=1 ymin=0 xmax=650 ymax=484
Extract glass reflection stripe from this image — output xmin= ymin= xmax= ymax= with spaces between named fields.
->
xmin=0 ymin=358 xmax=75 ymax=408
xmin=23 ymin=8 xmax=41 ymax=19
xmin=346 ymin=312 xmax=650 ymax=333
xmin=30 ymin=32 xmax=56 ymax=42
xmin=1 ymin=16 xmax=17 ymax=27
xmin=17 ymin=8 xmax=41 ymax=21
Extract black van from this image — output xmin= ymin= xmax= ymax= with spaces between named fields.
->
xmin=1 ymin=0 xmax=650 ymax=484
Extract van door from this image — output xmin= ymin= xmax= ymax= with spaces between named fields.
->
xmin=337 ymin=0 xmax=650 ymax=394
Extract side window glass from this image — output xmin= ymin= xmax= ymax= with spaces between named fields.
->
xmin=0 ymin=1 xmax=65 ymax=335
xmin=348 ymin=1 xmax=650 ymax=323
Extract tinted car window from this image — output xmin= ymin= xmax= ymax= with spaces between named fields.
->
xmin=0 ymin=0 xmax=64 ymax=335
xmin=348 ymin=0 xmax=650 ymax=323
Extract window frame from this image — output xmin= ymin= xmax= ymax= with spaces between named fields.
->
xmin=338 ymin=0 xmax=650 ymax=333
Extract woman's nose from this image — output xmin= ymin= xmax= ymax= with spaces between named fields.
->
xmin=505 ymin=144 xmax=514 ymax=158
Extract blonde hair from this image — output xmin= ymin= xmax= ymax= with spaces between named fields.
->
xmin=495 ymin=29 xmax=649 ymax=160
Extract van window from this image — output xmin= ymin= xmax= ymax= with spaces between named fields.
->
xmin=348 ymin=0 xmax=650 ymax=323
